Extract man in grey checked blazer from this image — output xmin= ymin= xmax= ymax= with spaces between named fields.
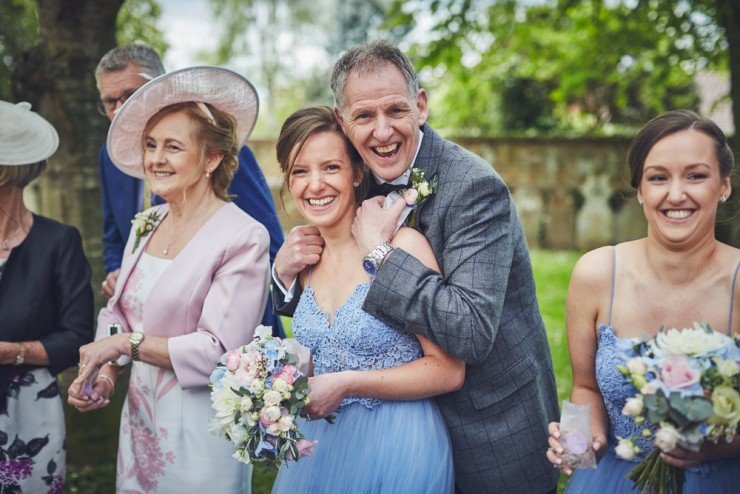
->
xmin=273 ymin=40 xmax=559 ymax=493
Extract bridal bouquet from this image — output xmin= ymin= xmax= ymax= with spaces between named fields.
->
xmin=209 ymin=326 xmax=318 ymax=469
xmin=615 ymin=323 xmax=740 ymax=493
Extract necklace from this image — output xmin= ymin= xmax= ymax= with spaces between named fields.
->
xmin=0 ymin=212 xmax=26 ymax=251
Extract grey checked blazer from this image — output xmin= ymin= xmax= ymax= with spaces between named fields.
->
xmin=274 ymin=125 xmax=559 ymax=493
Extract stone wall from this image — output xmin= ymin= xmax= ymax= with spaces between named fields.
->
xmin=248 ymin=136 xmax=647 ymax=251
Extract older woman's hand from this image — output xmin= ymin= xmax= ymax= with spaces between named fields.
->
xmin=68 ymin=374 xmax=114 ymax=412
xmin=68 ymin=333 xmax=129 ymax=404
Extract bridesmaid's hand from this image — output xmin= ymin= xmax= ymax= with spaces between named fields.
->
xmin=546 ymin=422 xmax=606 ymax=476
xmin=302 ymin=372 xmax=352 ymax=419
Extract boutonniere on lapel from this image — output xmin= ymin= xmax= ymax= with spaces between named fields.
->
xmin=131 ymin=210 xmax=161 ymax=252
xmin=406 ymin=168 xmax=438 ymax=227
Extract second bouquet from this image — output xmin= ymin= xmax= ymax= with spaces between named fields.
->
xmin=209 ymin=325 xmax=327 ymax=469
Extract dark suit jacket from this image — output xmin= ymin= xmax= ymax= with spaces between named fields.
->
xmin=99 ymin=143 xmax=285 ymax=336
xmin=274 ymin=125 xmax=559 ymax=493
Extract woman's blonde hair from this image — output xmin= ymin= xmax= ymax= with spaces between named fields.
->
xmin=142 ymin=102 xmax=239 ymax=201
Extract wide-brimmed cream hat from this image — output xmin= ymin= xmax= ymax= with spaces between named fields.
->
xmin=107 ymin=66 xmax=259 ymax=178
xmin=0 ymin=100 xmax=59 ymax=166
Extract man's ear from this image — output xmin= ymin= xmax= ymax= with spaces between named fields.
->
xmin=416 ymin=88 xmax=428 ymax=127
xmin=333 ymin=106 xmax=346 ymax=130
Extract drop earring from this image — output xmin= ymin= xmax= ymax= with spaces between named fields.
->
xmin=206 ymin=169 xmax=211 ymax=178
xmin=720 ymin=195 xmax=727 ymax=203
xmin=353 ymin=181 xmax=360 ymax=187
xmin=638 ymin=198 xmax=643 ymax=206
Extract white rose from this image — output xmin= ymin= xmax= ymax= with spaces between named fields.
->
xmin=250 ymin=379 xmax=264 ymax=393
xmin=261 ymin=405 xmax=282 ymax=422
xmin=267 ymin=423 xmax=282 ymax=435
xmin=615 ymin=438 xmax=639 ymax=460
xmin=278 ymin=414 xmax=294 ymax=432
xmin=254 ymin=325 xmax=272 ymax=340
xmin=239 ymin=397 xmax=253 ymax=413
xmin=263 ymin=390 xmax=283 ymax=406
xmin=654 ymin=424 xmax=682 ymax=452
xmin=640 ymin=382 xmax=657 ymax=395
xmin=622 ymin=396 xmax=644 ymax=417
xmin=626 ymin=357 xmax=647 ymax=376
xmin=416 ymin=182 xmax=430 ymax=197
xmin=272 ymin=378 xmax=290 ymax=393
xmin=716 ymin=358 xmax=739 ymax=379
xmin=654 ymin=324 xmax=731 ymax=357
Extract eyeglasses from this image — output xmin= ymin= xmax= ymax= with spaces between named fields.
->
xmin=97 ymin=90 xmax=137 ymax=116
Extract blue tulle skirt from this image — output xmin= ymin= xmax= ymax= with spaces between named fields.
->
xmin=272 ymin=399 xmax=454 ymax=493
xmin=566 ymin=449 xmax=740 ymax=493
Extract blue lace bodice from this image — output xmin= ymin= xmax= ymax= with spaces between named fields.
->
xmin=293 ymin=283 xmax=423 ymax=409
xmin=595 ymin=324 xmax=653 ymax=459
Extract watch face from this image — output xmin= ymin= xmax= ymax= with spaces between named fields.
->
xmin=362 ymin=258 xmax=378 ymax=277
xmin=130 ymin=332 xmax=144 ymax=343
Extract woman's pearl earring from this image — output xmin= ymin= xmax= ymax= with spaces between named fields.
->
xmin=206 ymin=170 xmax=211 ymax=178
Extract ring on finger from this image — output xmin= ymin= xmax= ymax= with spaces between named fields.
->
xmin=78 ymin=362 xmax=87 ymax=371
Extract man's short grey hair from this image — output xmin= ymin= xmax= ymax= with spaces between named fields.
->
xmin=330 ymin=40 xmax=419 ymax=111
xmin=95 ymin=42 xmax=165 ymax=87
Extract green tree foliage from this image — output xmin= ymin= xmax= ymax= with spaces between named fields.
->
xmin=116 ymin=0 xmax=169 ymax=54
xmin=0 ymin=0 xmax=39 ymax=100
xmin=388 ymin=0 xmax=729 ymax=136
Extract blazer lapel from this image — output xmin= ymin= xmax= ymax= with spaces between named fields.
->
xmin=109 ymin=204 xmax=169 ymax=307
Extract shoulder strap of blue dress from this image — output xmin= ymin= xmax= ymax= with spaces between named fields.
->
xmin=728 ymin=260 xmax=739 ymax=334
xmin=305 ymin=266 xmax=313 ymax=288
xmin=607 ymin=246 xmax=617 ymax=327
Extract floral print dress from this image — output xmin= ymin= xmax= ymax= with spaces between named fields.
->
xmin=116 ymin=253 xmax=250 ymax=493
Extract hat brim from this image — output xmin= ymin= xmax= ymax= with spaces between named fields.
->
xmin=107 ymin=66 xmax=259 ymax=179
xmin=0 ymin=101 xmax=59 ymax=166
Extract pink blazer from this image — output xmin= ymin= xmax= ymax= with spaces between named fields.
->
xmin=96 ymin=202 xmax=270 ymax=389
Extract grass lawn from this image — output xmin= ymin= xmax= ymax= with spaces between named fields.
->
xmin=65 ymin=250 xmax=580 ymax=494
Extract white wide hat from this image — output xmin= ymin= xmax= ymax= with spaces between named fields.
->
xmin=107 ymin=66 xmax=259 ymax=178
xmin=0 ymin=100 xmax=59 ymax=166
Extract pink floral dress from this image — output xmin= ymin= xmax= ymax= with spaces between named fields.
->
xmin=116 ymin=253 xmax=250 ymax=493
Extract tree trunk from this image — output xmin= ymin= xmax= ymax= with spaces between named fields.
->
xmin=10 ymin=0 xmax=125 ymax=474
xmin=715 ymin=0 xmax=739 ymax=246
xmin=11 ymin=0 xmax=125 ymax=281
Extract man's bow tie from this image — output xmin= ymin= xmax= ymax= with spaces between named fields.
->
xmin=368 ymin=181 xmax=409 ymax=197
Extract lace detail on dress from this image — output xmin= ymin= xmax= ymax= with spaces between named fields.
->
xmin=293 ymin=283 xmax=423 ymax=409
xmin=596 ymin=324 xmax=725 ymax=475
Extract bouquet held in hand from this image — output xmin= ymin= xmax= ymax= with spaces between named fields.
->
xmin=209 ymin=326 xmax=323 ymax=469
xmin=616 ymin=323 xmax=740 ymax=493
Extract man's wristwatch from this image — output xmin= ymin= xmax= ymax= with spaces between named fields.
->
xmin=129 ymin=332 xmax=145 ymax=362
xmin=362 ymin=242 xmax=394 ymax=277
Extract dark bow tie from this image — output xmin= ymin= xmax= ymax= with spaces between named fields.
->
xmin=368 ymin=181 xmax=409 ymax=197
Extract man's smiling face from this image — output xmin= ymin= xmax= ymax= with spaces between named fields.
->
xmin=335 ymin=63 xmax=428 ymax=182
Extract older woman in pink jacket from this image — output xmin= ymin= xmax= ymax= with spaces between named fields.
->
xmin=68 ymin=67 xmax=268 ymax=493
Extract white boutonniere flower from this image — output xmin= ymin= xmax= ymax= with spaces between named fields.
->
xmin=130 ymin=210 xmax=161 ymax=252
xmin=406 ymin=168 xmax=438 ymax=227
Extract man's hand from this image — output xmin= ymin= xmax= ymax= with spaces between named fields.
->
xmin=352 ymin=196 xmax=408 ymax=256
xmin=101 ymin=269 xmax=120 ymax=299
xmin=274 ymin=226 xmax=324 ymax=289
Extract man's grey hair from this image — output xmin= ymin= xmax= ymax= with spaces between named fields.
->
xmin=330 ymin=40 xmax=419 ymax=111
xmin=95 ymin=42 xmax=165 ymax=87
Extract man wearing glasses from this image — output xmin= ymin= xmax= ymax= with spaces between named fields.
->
xmin=94 ymin=43 xmax=285 ymax=336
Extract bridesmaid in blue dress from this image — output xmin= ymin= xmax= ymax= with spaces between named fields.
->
xmin=271 ymin=107 xmax=463 ymax=493
xmin=547 ymin=110 xmax=739 ymax=492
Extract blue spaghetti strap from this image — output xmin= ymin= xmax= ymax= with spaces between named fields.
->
xmin=305 ymin=266 xmax=313 ymax=288
xmin=607 ymin=246 xmax=617 ymax=327
xmin=728 ymin=260 xmax=739 ymax=334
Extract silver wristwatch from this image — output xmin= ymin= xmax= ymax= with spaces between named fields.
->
xmin=362 ymin=242 xmax=394 ymax=277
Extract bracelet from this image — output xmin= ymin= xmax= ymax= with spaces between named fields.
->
xmin=14 ymin=342 xmax=26 ymax=365
xmin=96 ymin=374 xmax=115 ymax=395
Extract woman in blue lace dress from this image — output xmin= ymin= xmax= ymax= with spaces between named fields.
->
xmin=271 ymin=107 xmax=463 ymax=493
xmin=546 ymin=111 xmax=739 ymax=492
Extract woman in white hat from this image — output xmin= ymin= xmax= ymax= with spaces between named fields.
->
xmin=67 ymin=67 xmax=269 ymax=493
xmin=0 ymin=100 xmax=94 ymax=492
